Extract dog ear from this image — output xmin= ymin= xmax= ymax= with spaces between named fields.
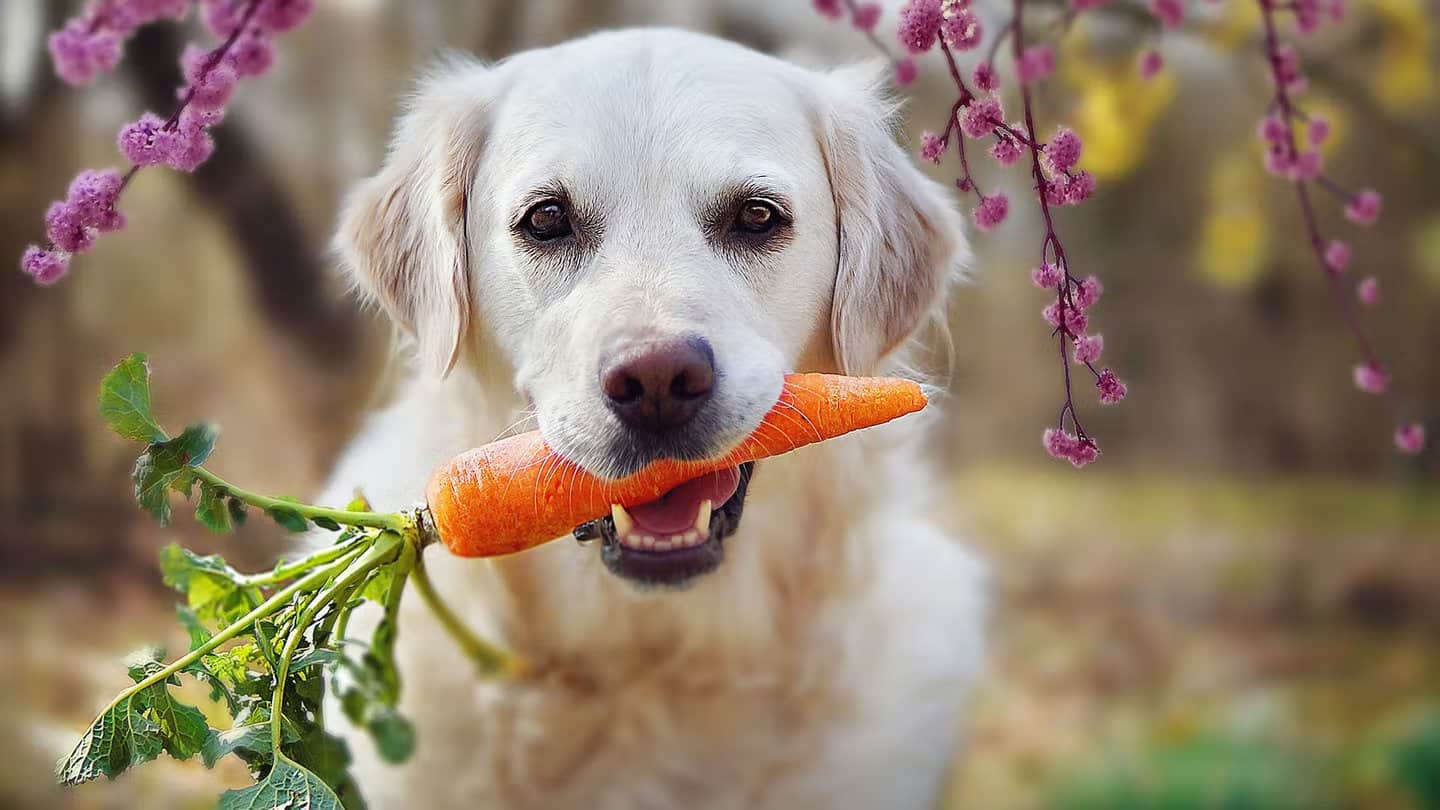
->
xmin=335 ymin=59 xmax=491 ymax=376
xmin=818 ymin=63 xmax=969 ymax=375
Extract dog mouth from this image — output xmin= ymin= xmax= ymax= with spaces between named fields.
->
xmin=573 ymin=462 xmax=755 ymax=589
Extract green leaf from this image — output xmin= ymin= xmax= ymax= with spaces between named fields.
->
xmin=284 ymin=728 xmax=366 ymax=809
xmin=99 ymin=354 xmax=165 ymax=443
xmin=218 ymin=754 xmax=343 ymax=810
xmin=311 ymin=516 xmax=342 ymax=532
xmin=56 ymin=696 xmax=164 ymax=784
xmin=268 ymin=506 xmax=309 ymax=533
xmin=133 ymin=424 xmax=218 ymax=525
xmin=290 ymin=648 xmax=342 ymax=672
xmin=202 ymin=723 xmax=273 ymax=770
xmin=159 ymin=544 xmax=257 ymax=627
xmin=366 ymin=709 xmax=415 ymax=765
xmin=136 ymin=683 xmax=212 ymax=761
xmin=197 ymin=481 xmax=235 ymax=533
xmin=120 ymin=647 xmax=213 ymax=761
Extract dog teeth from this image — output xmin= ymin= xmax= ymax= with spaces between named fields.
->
xmin=611 ymin=504 xmax=634 ymax=537
xmin=612 ymin=511 xmax=709 ymax=552
xmin=695 ymin=499 xmax=712 ymax=538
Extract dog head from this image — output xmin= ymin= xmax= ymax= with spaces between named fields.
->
xmin=337 ymin=30 xmax=965 ymax=589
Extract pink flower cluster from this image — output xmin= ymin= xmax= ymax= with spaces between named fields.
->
xmin=813 ymin=0 xmax=1424 ymax=464
xmin=1255 ymin=0 xmax=1422 ymax=455
xmin=820 ymin=0 xmax=1134 ymax=467
xmin=48 ymin=0 xmax=189 ymax=85
xmin=20 ymin=0 xmax=314 ymax=287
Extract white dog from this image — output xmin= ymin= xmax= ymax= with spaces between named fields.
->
xmin=318 ymin=28 xmax=987 ymax=810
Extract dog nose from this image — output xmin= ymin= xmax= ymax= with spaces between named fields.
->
xmin=600 ymin=337 xmax=715 ymax=432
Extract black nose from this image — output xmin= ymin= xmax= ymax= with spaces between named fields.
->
xmin=600 ymin=337 xmax=715 ymax=433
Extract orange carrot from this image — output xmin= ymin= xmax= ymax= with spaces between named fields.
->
xmin=424 ymin=373 xmax=926 ymax=558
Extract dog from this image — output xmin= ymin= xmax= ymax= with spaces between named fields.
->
xmin=317 ymin=28 xmax=988 ymax=809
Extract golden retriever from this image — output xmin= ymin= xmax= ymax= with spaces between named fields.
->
xmin=318 ymin=27 xmax=987 ymax=809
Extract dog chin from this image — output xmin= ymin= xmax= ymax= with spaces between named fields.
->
xmin=574 ymin=462 xmax=755 ymax=589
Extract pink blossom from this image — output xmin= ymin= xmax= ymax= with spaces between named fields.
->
xmin=1274 ymin=44 xmax=1304 ymax=91
xmin=1352 ymin=362 xmax=1389 ymax=395
xmin=1031 ymin=263 xmax=1063 ymax=289
xmin=118 ymin=113 xmax=178 ymax=167
xmin=1073 ymin=275 xmax=1103 ymax=310
xmin=894 ymin=58 xmax=919 ymax=86
xmin=990 ymin=138 xmax=1022 ymax=167
xmin=973 ymin=194 xmax=1010 ymax=231
xmin=897 ymin=0 xmax=943 ymax=53
xmin=1042 ymin=127 xmax=1083 ymax=174
xmin=1074 ymin=334 xmax=1104 ymax=364
xmin=813 ymin=0 xmax=844 ymax=19
xmin=1356 ymin=276 xmax=1380 ymax=306
xmin=1042 ymin=300 xmax=1088 ymax=335
xmin=1017 ymin=45 xmax=1056 ymax=84
xmin=1043 ymin=177 xmax=1070 ymax=206
xmin=1263 ymin=146 xmax=1292 ymax=178
xmin=1150 ymin=0 xmax=1184 ymax=28
xmin=1394 ymin=423 xmax=1426 ymax=455
xmin=972 ymin=60 xmax=999 ymax=92
xmin=851 ymin=2 xmax=883 ymax=31
xmin=1065 ymin=171 xmax=1097 ymax=204
xmin=1138 ymin=48 xmax=1165 ymax=80
xmin=45 ymin=202 xmax=95 ymax=254
xmin=1258 ymin=115 xmax=1288 ymax=145
xmin=1306 ymin=116 xmax=1331 ymax=147
xmin=201 ymin=0 xmax=248 ymax=36
xmin=919 ymin=131 xmax=946 ymax=163
xmin=1043 ymin=428 xmax=1100 ymax=468
xmin=227 ymin=33 xmax=276 ymax=77
xmin=1290 ymin=149 xmax=1323 ymax=181
xmin=1096 ymin=368 xmax=1128 ymax=404
xmin=1323 ymin=240 xmax=1351 ymax=273
xmin=255 ymin=0 xmax=316 ymax=33
xmin=66 ymin=169 xmax=126 ymax=233
xmin=181 ymin=46 xmax=239 ymax=111
xmin=20 ymin=246 xmax=70 ymax=286
xmin=48 ymin=21 xmax=122 ymax=86
xmin=959 ymin=96 xmax=1003 ymax=138
xmin=165 ymin=119 xmax=217 ymax=172
xmin=940 ymin=8 xmax=982 ymax=50
xmin=1345 ymin=190 xmax=1382 ymax=226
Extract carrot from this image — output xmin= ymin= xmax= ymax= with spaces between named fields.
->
xmin=424 ymin=373 xmax=927 ymax=558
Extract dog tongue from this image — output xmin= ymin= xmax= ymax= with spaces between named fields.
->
xmin=626 ymin=467 xmax=741 ymax=535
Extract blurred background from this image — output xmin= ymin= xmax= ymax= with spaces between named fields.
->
xmin=1 ymin=1 xmax=1437 ymax=808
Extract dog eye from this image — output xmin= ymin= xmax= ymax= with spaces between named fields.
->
xmin=732 ymin=199 xmax=782 ymax=235
xmin=521 ymin=200 xmax=572 ymax=241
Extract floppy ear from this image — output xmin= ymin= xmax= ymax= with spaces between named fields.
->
xmin=819 ymin=63 xmax=969 ymax=374
xmin=335 ymin=59 xmax=492 ymax=376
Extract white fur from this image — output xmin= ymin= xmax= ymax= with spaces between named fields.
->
xmin=322 ymin=28 xmax=987 ymax=809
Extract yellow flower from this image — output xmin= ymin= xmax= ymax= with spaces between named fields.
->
xmin=1197 ymin=153 xmax=1272 ymax=288
xmin=1371 ymin=0 xmax=1436 ymax=111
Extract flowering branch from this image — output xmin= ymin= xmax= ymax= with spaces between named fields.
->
xmin=820 ymin=0 xmax=1123 ymax=467
xmin=20 ymin=0 xmax=315 ymax=286
xmin=1253 ymin=0 xmax=1424 ymax=455
xmin=815 ymin=0 xmax=1427 ymax=463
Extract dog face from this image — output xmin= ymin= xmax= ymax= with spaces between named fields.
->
xmin=338 ymin=30 xmax=965 ymax=588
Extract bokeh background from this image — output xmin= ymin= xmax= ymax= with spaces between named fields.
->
xmin=2 ymin=1 xmax=1438 ymax=808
